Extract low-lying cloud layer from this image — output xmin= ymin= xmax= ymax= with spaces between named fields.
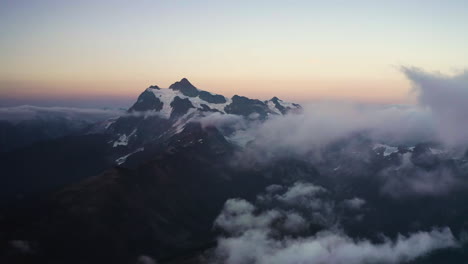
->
xmin=196 ymin=67 xmax=468 ymax=199
xmin=202 ymin=67 xmax=468 ymax=159
xmin=214 ymin=227 xmax=456 ymax=264
xmin=211 ymin=183 xmax=458 ymax=264
xmin=0 ymin=105 xmax=123 ymax=123
xmin=229 ymin=103 xmax=434 ymax=161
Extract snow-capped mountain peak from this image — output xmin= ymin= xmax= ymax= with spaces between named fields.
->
xmin=105 ymin=79 xmax=301 ymax=162
xmin=168 ymin=77 xmax=199 ymax=97
xmin=127 ymin=78 xmax=300 ymax=120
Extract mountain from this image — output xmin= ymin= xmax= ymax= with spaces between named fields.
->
xmin=0 ymin=79 xmax=301 ymax=203
xmin=3 ymin=79 xmax=468 ymax=264
xmin=0 ymin=134 xmax=115 ymax=205
xmin=103 ymin=78 xmax=301 ymax=167
xmin=0 ymin=79 xmax=308 ymax=263
xmin=0 ymin=118 xmax=89 ymax=152
xmin=0 ymin=106 xmax=122 ymax=152
xmin=0 ymin=123 xmax=317 ymax=264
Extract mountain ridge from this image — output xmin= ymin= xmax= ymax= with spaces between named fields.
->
xmin=127 ymin=78 xmax=301 ymax=117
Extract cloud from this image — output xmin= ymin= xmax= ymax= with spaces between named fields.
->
xmin=274 ymin=182 xmax=327 ymax=206
xmin=342 ymin=197 xmax=366 ymax=210
xmin=211 ymin=193 xmax=458 ymax=264
xmin=218 ymin=67 xmax=468 ymax=165
xmin=0 ymin=105 xmax=123 ymax=123
xmin=282 ymin=212 xmax=308 ymax=233
xmin=209 ymin=67 xmax=468 ymax=199
xmin=196 ymin=112 xmax=247 ymax=130
xmin=402 ymin=67 xmax=468 ymax=146
xmin=215 ymin=182 xmax=337 ymax=238
xmin=205 ymin=68 xmax=467 ymax=263
xmin=9 ymin=240 xmax=32 ymax=254
xmin=379 ymin=152 xmax=463 ymax=197
xmin=213 ymin=227 xmax=456 ymax=264
xmin=136 ymin=255 xmax=157 ymax=264
xmin=227 ymin=102 xmax=435 ymax=166
xmin=214 ymin=198 xmax=305 ymax=235
xmin=256 ymin=182 xmax=336 ymax=227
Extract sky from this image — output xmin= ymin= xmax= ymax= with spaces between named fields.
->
xmin=1 ymin=0 xmax=467 ymax=108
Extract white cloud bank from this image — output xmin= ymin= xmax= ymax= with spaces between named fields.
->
xmin=212 ymin=195 xmax=457 ymax=264
xmin=402 ymin=67 xmax=468 ymax=146
xmin=214 ymin=227 xmax=456 ymax=264
xmin=211 ymin=67 xmax=468 ymax=163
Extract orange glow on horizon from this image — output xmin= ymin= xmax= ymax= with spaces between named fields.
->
xmin=0 ymin=76 xmax=413 ymax=106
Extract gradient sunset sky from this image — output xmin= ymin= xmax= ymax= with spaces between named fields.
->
xmin=1 ymin=0 xmax=467 ymax=107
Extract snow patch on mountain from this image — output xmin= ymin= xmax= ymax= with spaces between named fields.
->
xmin=182 ymin=93 xmax=231 ymax=113
xmin=267 ymin=100 xmax=282 ymax=115
xmin=116 ymin=147 xmax=144 ymax=165
xmin=148 ymin=87 xmax=177 ymax=119
xmin=148 ymin=87 xmax=232 ymax=119
xmin=277 ymin=99 xmax=297 ymax=109
xmin=172 ymin=108 xmax=198 ymax=134
xmin=113 ymin=129 xmax=137 ymax=147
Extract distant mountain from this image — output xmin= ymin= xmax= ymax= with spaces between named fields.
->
xmin=0 ymin=118 xmax=88 ymax=152
xmin=0 ymin=106 xmax=122 ymax=152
